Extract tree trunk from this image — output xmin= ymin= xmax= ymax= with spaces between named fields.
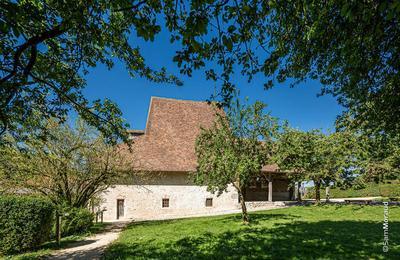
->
xmin=238 ymin=190 xmax=249 ymax=224
xmin=314 ymin=179 xmax=321 ymax=204
xmin=297 ymin=182 xmax=302 ymax=202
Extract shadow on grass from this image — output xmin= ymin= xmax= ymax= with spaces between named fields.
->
xmin=220 ymin=213 xmax=301 ymax=225
xmin=128 ymin=213 xmax=298 ymax=228
xmin=105 ymin=218 xmax=400 ymax=259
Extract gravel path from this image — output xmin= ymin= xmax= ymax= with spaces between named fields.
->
xmin=47 ymin=221 xmax=129 ymax=260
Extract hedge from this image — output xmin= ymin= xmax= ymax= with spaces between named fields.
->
xmin=0 ymin=196 xmax=54 ymax=255
xmin=60 ymin=207 xmax=94 ymax=236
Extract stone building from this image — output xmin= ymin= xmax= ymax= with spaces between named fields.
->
xmin=100 ymin=97 xmax=292 ymax=221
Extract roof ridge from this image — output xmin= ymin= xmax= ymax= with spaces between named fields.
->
xmin=150 ymin=96 xmax=210 ymax=104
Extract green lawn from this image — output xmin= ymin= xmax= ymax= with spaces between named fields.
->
xmin=105 ymin=205 xmax=400 ymax=259
xmin=305 ymin=180 xmax=400 ymax=199
xmin=330 ymin=180 xmax=400 ymax=198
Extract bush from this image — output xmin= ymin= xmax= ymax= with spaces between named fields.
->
xmin=352 ymin=178 xmax=367 ymax=190
xmin=0 ymin=196 xmax=54 ymax=255
xmin=60 ymin=207 xmax=94 ymax=236
xmin=303 ymin=188 xmax=315 ymax=199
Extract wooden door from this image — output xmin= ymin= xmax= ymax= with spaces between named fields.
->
xmin=117 ymin=199 xmax=124 ymax=219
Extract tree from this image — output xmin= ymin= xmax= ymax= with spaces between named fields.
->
xmin=275 ymin=128 xmax=321 ymax=201
xmin=337 ymin=115 xmax=400 ymax=184
xmin=3 ymin=1 xmax=399 ymax=143
xmin=170 ymin=1 xmax=400 ymax=136
xmin=275 ymin=127 xmax=354 ymax=203
xmin=4 ymin=1 xmax=398 ymax=144
xmin=0 ymin=0 xmax=182 ymax=143
xmin=355 ymin=133 xmax=400 ymax=183
xmin=195 ymin=100 xmax=279 ymax=223
xmin=0 ymin=119 xmax=132 ymax=207
xmin=8 ymin=0 xmax=388 ymax=207
xmin=274 ymin=125 xmax=306 ymax=201
xmin=318 ymin=131 xmax=357 ymax=200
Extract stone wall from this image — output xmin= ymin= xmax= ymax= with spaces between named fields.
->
xmin=100 ymin=172 xmax=239 ymax=221
xmin=99 ymin=171 xmax=292 ymax=221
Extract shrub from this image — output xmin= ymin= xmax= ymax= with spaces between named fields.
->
xmin=352 ymin=178 xmax=367 ymax=190
xmin=0 ymin=196 xmax=54 ymax=255
xmin=60 ymin=207 xmax=94 ymax=236
xmin=304 ymin=188 xmax=315 ymax=199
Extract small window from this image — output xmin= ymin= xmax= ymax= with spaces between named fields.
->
xmin=205 ymin=198 xmax=213 ymax=207
xmin=162 ymin=198 xmax=169 ymax=208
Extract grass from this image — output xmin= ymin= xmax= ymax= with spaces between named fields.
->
xmin=104 ymin=205 xmax=400 ymax=259
xmin=330 ymin=180 xmax=400 ymax=198
xmin=305 ymin=180 xmax=400 ymax=199
xmin=2 ymin=222 xmax=111 ymax=260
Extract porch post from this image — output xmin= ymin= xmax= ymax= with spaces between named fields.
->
xmin=268 ymin=173 xmax=273 ymax=202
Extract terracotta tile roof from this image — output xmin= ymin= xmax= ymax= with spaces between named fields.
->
xmin=124 ymin=97 xmax=279 ymax=173
xmin=261 ymin=164 xmax=279 ymax=172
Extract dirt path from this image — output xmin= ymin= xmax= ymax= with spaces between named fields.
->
xmin=47 ymin=221 xmax=129 ymax=260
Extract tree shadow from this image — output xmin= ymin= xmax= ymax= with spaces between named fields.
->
xmin=129 ymin=213 xmax=298 ymax=227
xmin=105 ymin=218 xmax=400 ymax=259
xmin=43 ymin=244 xmax=107 ymax=260
xmin=218 ymin=213 xmax=300 ymax=225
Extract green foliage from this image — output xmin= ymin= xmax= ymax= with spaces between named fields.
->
xmin=195 ymin=99 xmax=279 ymax=222
xmin=171 ymin=1 xmax=400 ymax=136
xmin=0 ymin=119 xmax=132 ymax=207
xmin=1 ymin=1 xmax=398 ymax=142
xmin=8 ymin=223 xmax=110 ymax=259
xmin=60 ymin=207 xmax=94 ymax=237
xmin=275 ymin=127 xmax=357 ymax=201
xmin=355 ymin=133 xmax=400 ymax=183
xmin=0 ymin=196 xmax=54 ymax=255
xmin=336 ymin=180 xmax=400 ymax=198
xmin=0 ymin=0 xmax=181 ymax=143
xmin=195 ymin=100 xmax=276 ymax=193
xmin=351 ymin=178 xmax=367 ymax=190
xmin=104 ymin=205 xmax=400 ymax=259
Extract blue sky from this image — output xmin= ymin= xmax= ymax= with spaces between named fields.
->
xmin=83 ymin=30 xmax=343 ymax=132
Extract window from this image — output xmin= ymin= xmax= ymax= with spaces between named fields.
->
xmin=205 ymin=198 xmax=213 ymax=207
xmin=162 ymin=198 xmax=169 ymax=208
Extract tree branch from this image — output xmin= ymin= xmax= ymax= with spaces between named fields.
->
xmin=0 ymin=24 xmax=66 ymax=85
xmin=114 ymin=0 xmax=147 ymax=12
xmin=28 ymin=73 xmax=123 ymax=137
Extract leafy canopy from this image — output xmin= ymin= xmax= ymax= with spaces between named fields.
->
xmin=275 ymin=127 xmax=356 ymax=201
xmin=195 ymin=99 xmax=279 ymax=222
xmin=355 ymin=133 xmax=400 ymax=183
xmin=0 ymin=119 xmax=133 ymax=207
xmin=195 ymin=100 xmax=278 ymax=193
xmin=2 ymin=0 xmax=398 ymax=142
xmin=171 ymin=0 xmax=400 ymax=136
xmin=0 ymin=0 xmax=181 ymax=143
